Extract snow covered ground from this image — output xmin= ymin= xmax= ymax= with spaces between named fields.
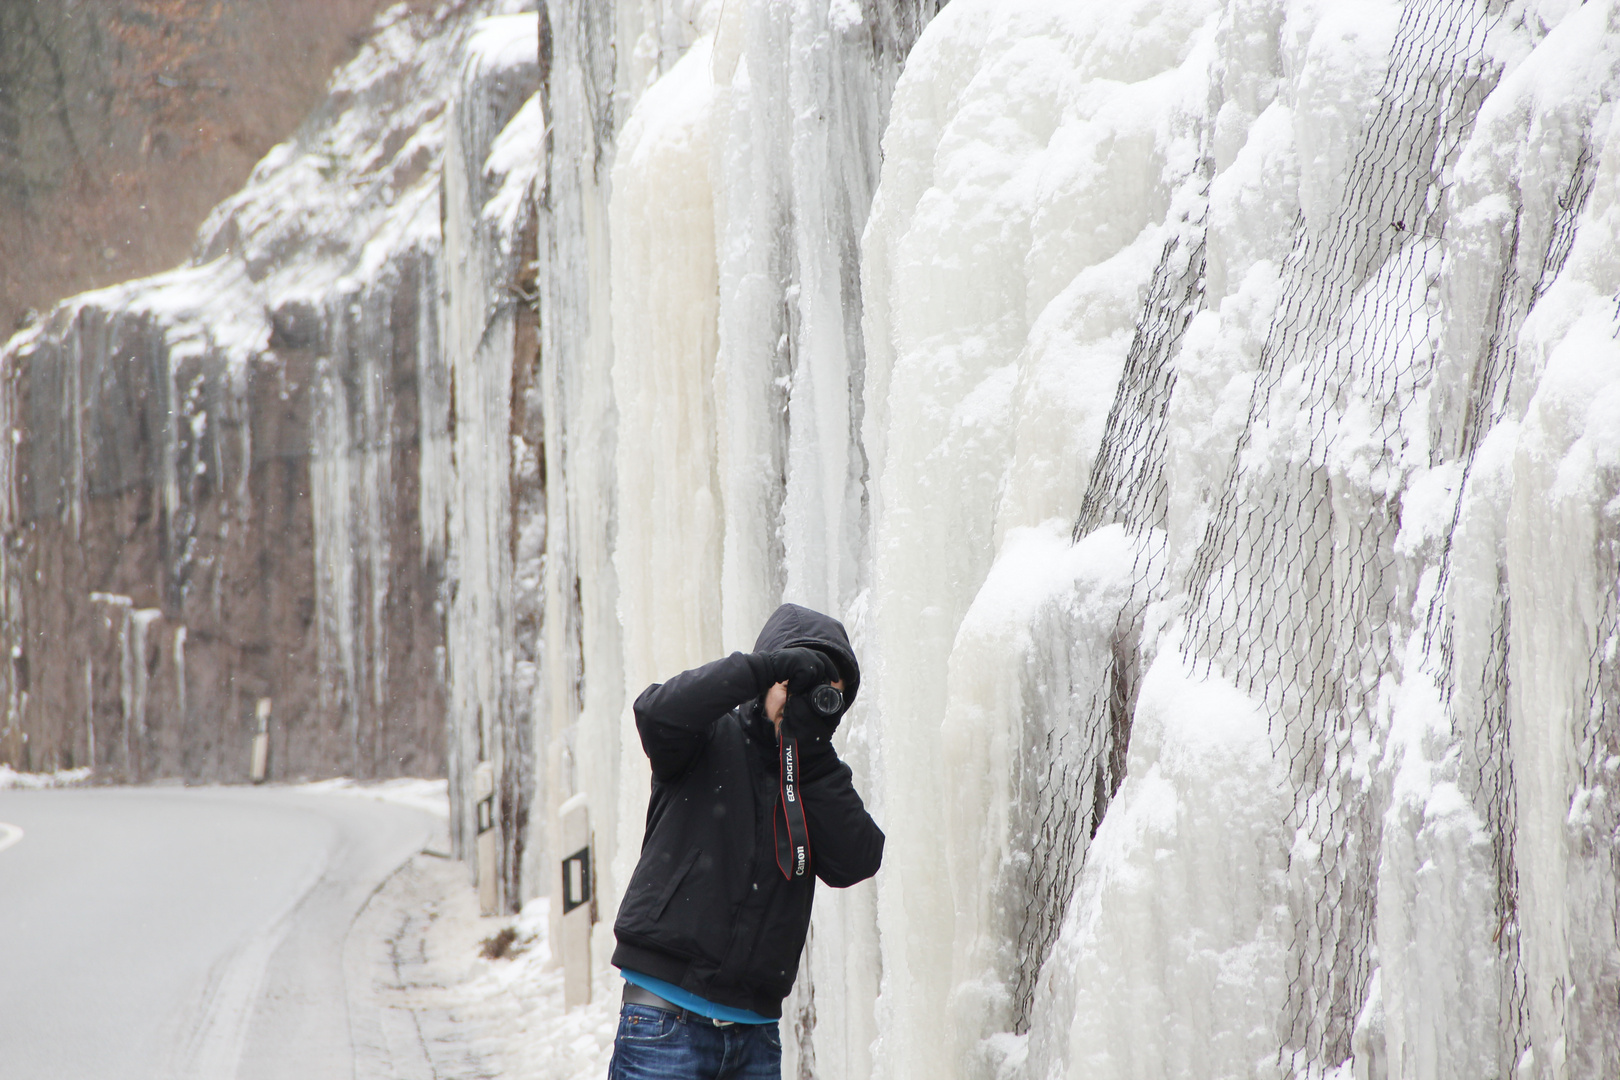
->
xmin=298 ymin=777 xmax=625 ymax=1078
xmin=427 ymin=896 xmax=622 ymax=1080
xmin=324 ymin=777 xmax=625 ymax=1080
xmin=0 ymin=764 xmax=92 ymax=789
xmin=296 ymin=777 xmax=627 ymax=1079
xmin=313 ymin=775 xmax=621 ymax=1079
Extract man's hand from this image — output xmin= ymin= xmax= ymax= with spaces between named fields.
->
xmin=768 ymin=676 xmax=843 ymax=739
xmin=766 ymin=681 xmax=789 ymax=734
xmin=762 ymin=647 xmax=837 ymax=693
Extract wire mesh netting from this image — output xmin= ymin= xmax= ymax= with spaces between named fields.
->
xmin=1425 ymin=141 xmax=1596 ymax=683
xmin=999 ymin=0 xmax=1620 ymax=1070
xmin=1563 ymin=299 xmax=1620 ymax=1075
xmin=1570 ymin=537 xmax=1620 ymax=1074
xmin=1006 ymin=174 xmax=1213 ymax=1031
xmin=1415 ymin=133 xmax=1598 ymax=1080
xmin=1175 ymin=0 xmax=1502 ymax=1070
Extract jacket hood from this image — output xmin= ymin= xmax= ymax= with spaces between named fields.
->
xmin=753 ymin=603 xmax=861 ymax=709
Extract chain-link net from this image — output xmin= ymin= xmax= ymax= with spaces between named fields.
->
xmin=1415 ymin=137 xmax=1598 ymax=1078
xmin=1074 ymin=224 xmax=1209 ymax=541
xmin=1176 ymin=1 xmax=1502 ymax=1070
xmin=1426 ymin=142 xmax=1595 ymax=678
xmin=1006 ymin=190 xmax=1212 ymax=1031
xmin=979 ymin=0 xmax=1616 ymax=1066
xmin=1564 ymin=305 xmax=1620 ymax=1076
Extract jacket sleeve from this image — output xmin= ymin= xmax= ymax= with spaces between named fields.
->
xmin=633 ymin=652 xmax=773 ymax=781
xmin=788 ymin=712 xmax=884 ymax=887
xmin=800 ymin=755 xmax=884 ymax=887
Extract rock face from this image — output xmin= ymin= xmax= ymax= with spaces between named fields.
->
xmin=0 ymin=0 xmax=403 ymax=336
xmin=0 ymin=3 xmax=540 ymax=796
xmin=437 ymin=13 xmax=544 ymax=907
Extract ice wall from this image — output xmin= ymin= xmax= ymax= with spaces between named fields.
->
xmin=858 ymin=3 xmax=1226 ymax=1072
xmin=610 ymin=30 xmax=724 ymax=746
xmin=438 ymin=11 xmax=544 ymax=905
xmin=524 ymin=4 xmax=940 ymax=1041
xmin=532 ymin=0 xmax=631 ymax=969
xmin=519 ymin=0 xmax=1620 ymax=1074
xmin=852 ymin=0 xmax=1620 ymax=1077
xmin=584 ymin=4 xmax=942 ymax=1075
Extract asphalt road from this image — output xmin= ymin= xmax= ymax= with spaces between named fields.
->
xmin=0 ymin=786 xmax=441 ymax=1080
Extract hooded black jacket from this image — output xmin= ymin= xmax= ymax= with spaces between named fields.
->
xmin=610 ymin=604 xmax=885 ymax=1019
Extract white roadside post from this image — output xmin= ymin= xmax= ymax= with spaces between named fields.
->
xmin=474 ymin=761 xmax=498 ymax=915
xmin=249 ymin=698 xmax=271 ymax=783
xmin=558 ymin=793 xmax=593 ymax=1008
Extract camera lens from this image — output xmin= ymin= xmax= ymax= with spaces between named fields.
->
xmin=810 ymin=684 xmax=844 ymax=717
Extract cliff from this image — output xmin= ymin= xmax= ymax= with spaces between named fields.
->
xmin=0 ymin=3 xmax=540 ymax=814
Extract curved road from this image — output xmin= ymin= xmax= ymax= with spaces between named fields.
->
xmin=0 ymin=786 xmax=441 ymax=1080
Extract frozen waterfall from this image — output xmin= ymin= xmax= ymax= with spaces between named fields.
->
xmin=585 ymin=0 xmax=1620 ymax=1077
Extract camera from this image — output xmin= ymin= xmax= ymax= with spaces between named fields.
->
xmin=809 ymin=683 xmax=844 ymax=717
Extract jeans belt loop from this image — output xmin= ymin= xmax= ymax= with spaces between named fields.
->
xmin=622 ymin=981 xmax=736 ymax=1026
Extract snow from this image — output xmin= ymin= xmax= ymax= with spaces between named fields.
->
xmin=296 ymin=777 xmax=451 ymax=820
xmin=485 ymin=94 xmax=546 ymax=235
xmin=0 ymin=765 xmax=93 ymax=790
xmin=467 ymin=12 xmax=546 ymax=78
xmin=1026 ymin=645 xmax=1291 ymax=1080
xmin=454 ymin=897 xmax=621 ymax=1077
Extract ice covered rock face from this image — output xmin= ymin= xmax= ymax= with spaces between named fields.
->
xmin=440 ymin=11 xmax=546 ymax=908
xmin=590 ymin=0 xmax=1620 ymax=1077
xmin=858 ymin=1 xmax=1620 ymax=1078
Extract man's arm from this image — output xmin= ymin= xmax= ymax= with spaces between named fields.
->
xmin=800 ymin=755 xmax=884 ymax=887
xmin=634 ymin=652 xmax=772 ymax=781
xmin=784 ymin=704 xmax=884 ymax=887
xmin=635 ymin=648 xmax=837 ymax=781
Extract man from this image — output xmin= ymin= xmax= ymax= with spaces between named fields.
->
xmin=609 ymin=603 xmax=885 ymax=1080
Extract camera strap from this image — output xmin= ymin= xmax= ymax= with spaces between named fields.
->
xmin=774 ymin=734 xmax=811 ymax=880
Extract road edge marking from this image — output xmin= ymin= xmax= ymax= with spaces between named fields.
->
xmin=0 ymin=822 xmax=23 ymax=855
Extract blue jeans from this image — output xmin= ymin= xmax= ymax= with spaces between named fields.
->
xmin=608 ymin=1003 xmax=782 ymax=1080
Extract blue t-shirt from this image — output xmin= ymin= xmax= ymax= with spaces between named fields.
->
xmin=619 ymin=968 xmax=774 ymax=1025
